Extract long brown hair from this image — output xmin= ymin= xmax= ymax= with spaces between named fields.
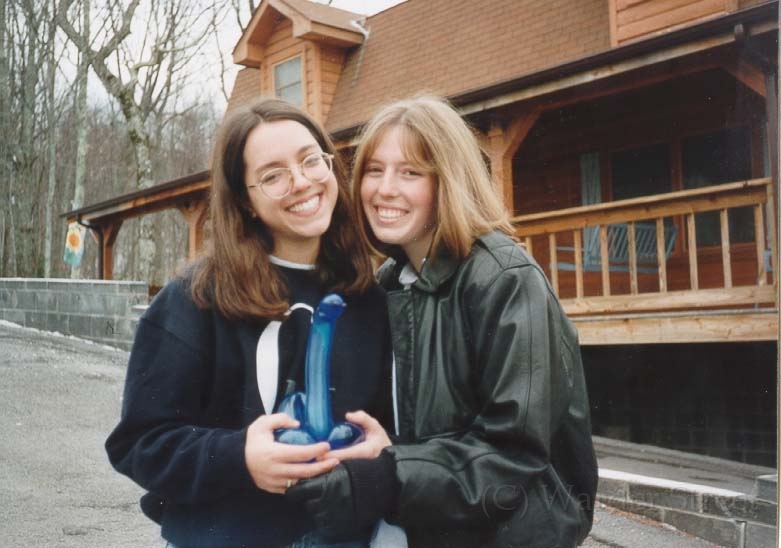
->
xmin=188 ymin=97 xmax=374 ymax=320
xmin=351 ymin=95 xmax=514 ymax=262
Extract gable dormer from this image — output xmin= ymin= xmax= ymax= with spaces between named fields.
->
xmin=232 ymin=0 xmax=364 ymax=124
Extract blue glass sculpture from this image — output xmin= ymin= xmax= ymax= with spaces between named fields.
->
xmin=274 ymin=294 xmax=365 ymax=449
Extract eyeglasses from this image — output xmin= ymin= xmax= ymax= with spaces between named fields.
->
xmin=247 ymin=152 xmax=334 ymax=199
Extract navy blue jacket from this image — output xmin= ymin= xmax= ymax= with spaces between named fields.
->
xmin=106 ymin=266 xmax=393 ymax=548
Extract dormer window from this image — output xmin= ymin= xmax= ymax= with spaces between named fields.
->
xmin=274 ymin=56 xmax=303 ymax=106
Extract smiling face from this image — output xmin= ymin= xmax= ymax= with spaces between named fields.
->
xmin=244 ymin=120 xmax=338 ymax=263
xmin=360 ymin=125 xmax=437 ymax=270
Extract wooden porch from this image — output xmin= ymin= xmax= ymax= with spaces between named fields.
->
xmin=513 ymin=178 xmax=778 ymax=345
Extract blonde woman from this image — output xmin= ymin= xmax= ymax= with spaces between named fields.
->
xmin=289 ymin=96 xmax=598 ymax=548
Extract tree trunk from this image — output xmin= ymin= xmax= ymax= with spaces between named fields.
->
xmin=121 ymin=97 xmax=156 ymax=282
xmin=0 ymin=0 xmax=10 ymax=275
xmin=69 ymin=0 xmax=89 ymax=279
xmin=43 ymin=3 xmax=58 ymax=277
xmin=17 ymin=0 xmax=43 ymax=276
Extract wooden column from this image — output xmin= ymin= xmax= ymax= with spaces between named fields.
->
xmin=90 ymin=221 xmax=123 ymax=280
xmin=483 ymin=110 xmax=539 ymax=214
xmin=763 ymin=66 xmax=778 ymax=289
xmin=178 ymin=200 xmax=209 ymax=260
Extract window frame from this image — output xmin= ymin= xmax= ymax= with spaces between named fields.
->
xmin=272 ymin=55 xmax=304 ymax=107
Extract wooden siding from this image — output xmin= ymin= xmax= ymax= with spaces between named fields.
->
xmin=319 ymin=45 xmax=346 ymax=123
xmin=610 ymin=0 xmax=738 ymax=45
xmin=252 ymin=17 xmax=347 ymax=124
xmin=262 ymin=19 xmax=306 ymax=99
xmin=305 ymin=42 xmax=319 ymax=120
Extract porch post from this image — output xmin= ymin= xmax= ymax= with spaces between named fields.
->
xmin=98 ymin=221 xmax=123 ymax=280
xmin=178 ymin=200 xmax=209 ymax=261
xmin=89 ymin=226 xmax=104 ymax=279
xmin=764 ymin=66 xmax=778 ymax=282
xmin=483 ymin=110 xmax=539 ymax=214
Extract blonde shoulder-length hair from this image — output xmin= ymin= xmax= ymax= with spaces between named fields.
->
xmin=351 ymin=95 xmax=514 ymax=262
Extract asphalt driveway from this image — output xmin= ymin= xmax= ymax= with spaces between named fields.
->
xmin=0 ymin=321 xmax=720 ymax=548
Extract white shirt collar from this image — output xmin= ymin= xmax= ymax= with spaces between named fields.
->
xmin=269 ymin=255 xmax=316 ymax=271
xmin=398 ymin=262 xmax=419 ymax=286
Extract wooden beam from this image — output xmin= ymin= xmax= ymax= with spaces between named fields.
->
xmin=99 ymin=221 xmax=123 ymax=281
xmin=723 ymin=59 xmax=767 ymax=97
xmin=302 ymin=22 xmax=363 ymax=47
xmin=561 ymin=285 xmax=776 ymax=316
xmin=719 ymin=209 xmax=732 ymax=288
xmin=540 ymin=56 xmax=724 ymax=115
xmin=177 ymin=200 xmax=209 ymax=261
xmin=628 ymin=221 xmax=638 ymax=294
xmin=753 ymin=203 xmax=767 ymax=285
xmin=655 ymin=218 xmax=668 ymax=292
xmin=764 ymin=70 xmax=779 ymax=292
xmin=608 ymin=0 xmax=619 ymax=47
xmin=686 ymin=213 xmax=699 ymax=290
xmin=512 ymin=178 xmax=770 ymax=236
xmin=460 ymin=33 xmax=738 ymax=117
xmin=66 ymin=179 xmax=210 ymax=226
xmin=574 ymin=311 xmax=778 ymax=344
xmin=308 ymin=42 xmax=323 ymax=124
xmin=766 ymin=185 xmax=778 ymax=291
xmin=484 ymin=111 xmax=540 ymax=212
xmin=574 ymin=229 xmax=583 ymax=298
xmin=600 ymin=225 xmax=611 ymax=296
xmin=233 ymin=41 xmax=265 ymax=68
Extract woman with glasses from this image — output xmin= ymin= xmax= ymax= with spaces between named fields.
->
xmin=106 ymin=98 xmax=393 ymax=548
xmin=288 ymin=95 xmax=598 ymax=548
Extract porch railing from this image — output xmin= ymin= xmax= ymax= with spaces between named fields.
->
xmin=511 ymin=178 xmax=777 ymax=317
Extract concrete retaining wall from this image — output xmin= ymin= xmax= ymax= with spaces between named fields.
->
xmin=0 ymin=278 xmax=148 ymax=350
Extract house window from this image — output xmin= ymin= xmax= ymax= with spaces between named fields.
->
xmin=611 ymin=143 xmax=671 ymax=201
xmin=274 ymin=57 xmax=303 ymax=106
xmin=610 ymin=143 xmax=675 ymax=247
xmin=682 ymin=127 xmax=752 ymax=246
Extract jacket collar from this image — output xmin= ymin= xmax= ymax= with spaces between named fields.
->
xmin=413 ymin=245 xmax=461 ymax=293
xmin=377 ymin=245 xmax=459 ymax=294
xmin=378 ymin=231 xmax=505 ymax=293
xmin=415 ymin=231 xmax=511 ymax=292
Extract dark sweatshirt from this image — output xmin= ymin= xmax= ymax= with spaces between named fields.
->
xmin=105 ymin=264 xmax=393 ymax=548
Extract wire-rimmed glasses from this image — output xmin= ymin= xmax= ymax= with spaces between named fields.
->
xmin=247 ymin=152 xmax=334 ymax=199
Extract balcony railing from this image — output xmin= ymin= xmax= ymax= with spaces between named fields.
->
xmin=511 ymin=178 xmax=777 ymax=318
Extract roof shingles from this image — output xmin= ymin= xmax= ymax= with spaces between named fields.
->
xmin=325 ymin=0 xmax=610 ymax=133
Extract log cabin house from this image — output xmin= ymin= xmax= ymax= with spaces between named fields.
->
xmin=63 ymin=0 xmax=779 ymax=464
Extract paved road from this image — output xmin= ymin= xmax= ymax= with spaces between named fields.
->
xmin=0 ymin=321 xmax=720 ymax=548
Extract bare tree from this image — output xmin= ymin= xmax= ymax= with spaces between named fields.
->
xmin=4 ymin=0 xmax=52 ymax=277
xmin=43 ymin=1 xmax=68 ymax=277
xmin=64 ymin=0 xmax=90 ymax=278
xmin=0 ymin=0 xmax=10 ymax=273
xmin=57 ymin=0 xmax=216 ymax=282
xmin=0 ymin=0 xmax=231 ymax=281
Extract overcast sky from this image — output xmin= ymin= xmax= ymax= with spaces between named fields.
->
xmin=322 ymin=0 xmax=405 ymax=15
xmin=78 ymin=1 xmax=407 ymax=112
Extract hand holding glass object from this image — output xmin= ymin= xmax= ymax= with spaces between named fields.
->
xmin=274 ymin=294 xmax=365 ymax=449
